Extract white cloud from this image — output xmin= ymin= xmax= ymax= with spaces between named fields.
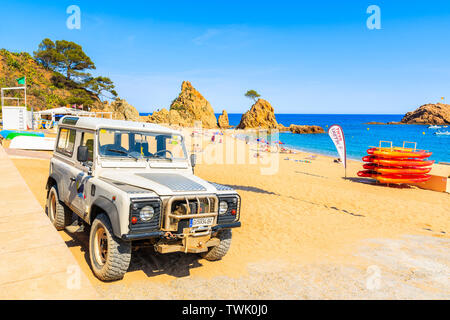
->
xmin=192 ymin=28 xmax=221 ymax=45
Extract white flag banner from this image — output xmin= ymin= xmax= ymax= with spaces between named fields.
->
xmin=328 ymin=124 xmax=347 ymax=175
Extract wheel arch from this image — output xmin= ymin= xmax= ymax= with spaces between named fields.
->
xmin=46 ymin=174 xmax=58 ymax=195
xmin=90 ymin=196 xmax=122 ymax=238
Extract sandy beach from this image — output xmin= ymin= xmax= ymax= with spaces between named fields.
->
xmin=8 ymin=129 xmax=450 ymax=299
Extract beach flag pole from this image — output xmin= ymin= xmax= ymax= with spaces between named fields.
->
xmin=328 ymin=124 xmax=347 ymax=178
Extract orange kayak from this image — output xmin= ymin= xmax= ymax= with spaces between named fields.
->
xmin=377 ymin=174 xmax=431 ymax=184
xmin=357 ymin=170 xmax=431 ymax=184
xmin=363 ymin=163 xmax=432 ymax=174
xmin=362 ymin=156 xmax=435 ymax=167
xmin=367 ymin=148 xmax=432 ymax=159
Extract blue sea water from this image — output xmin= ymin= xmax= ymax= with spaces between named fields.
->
xmin=140 ymin=113 xmax=450 ymax=163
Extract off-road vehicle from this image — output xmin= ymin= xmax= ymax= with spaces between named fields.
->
xmin=46 ymin=116 xmax=241 ymax=281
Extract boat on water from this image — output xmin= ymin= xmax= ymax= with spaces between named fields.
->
xmin=434 ymin=131 xmax=450 ymax=135
xmin=428 ymin=125 xmax=441 ymax=129
xmin=9 ymin=136 xmax=55 ymax=151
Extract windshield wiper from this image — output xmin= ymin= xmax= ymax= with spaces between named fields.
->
xmin=106 ymin=148 xmax=140 ymax=160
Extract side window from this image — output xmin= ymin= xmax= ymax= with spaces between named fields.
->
xmin=80 ymin=132 xmax=95 ymax=162
xmin=56 ymin=128 xmax=76 ymax=157
xmin=56 ymin=128 xmax=69 ymax=152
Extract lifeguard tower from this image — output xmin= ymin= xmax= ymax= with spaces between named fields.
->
xmin=1 ymin=77 xmax=33 ymax=130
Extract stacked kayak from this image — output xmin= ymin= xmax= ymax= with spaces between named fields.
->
xmin=358 ymin=146 xmax=433 ymax=184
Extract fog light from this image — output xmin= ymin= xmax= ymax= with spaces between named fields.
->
xmin=219 ymin=201 xmax=228 ymax=215
xmin=140 ymin=205 xmax=154 ymax=221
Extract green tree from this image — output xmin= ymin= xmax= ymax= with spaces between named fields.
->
xmin=85 ymin=76 xmax=118 ymax=100
xmin=33 ymin=38 xmax=64 ymax=69
xmin=34 ymin=39 xmax=96 ymax=82
xmin=245 ymin=89 xmax=261 ymax=102
xmin=54 ymin=40 xmax=96 ymax=82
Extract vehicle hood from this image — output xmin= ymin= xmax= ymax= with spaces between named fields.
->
xmin=100 ymin=171 xmax=218 ymax=196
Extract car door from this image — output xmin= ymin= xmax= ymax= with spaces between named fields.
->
xmin=67 ymin=130 xmax=95 ymax=218
xmin=54 ymin=127 xmax=77 ymax=204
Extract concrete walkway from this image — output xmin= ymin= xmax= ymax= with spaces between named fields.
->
xmin=0 ymin=146 xmax=99 ymax=299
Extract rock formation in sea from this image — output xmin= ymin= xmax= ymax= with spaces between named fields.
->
xmin=401 ymin=103 xmax=450 ymax=125
xmin=288 ymin=125 xmax=325 ymax=134
xmin=146 ymin=81 xmax=217 ymax=128
xmin=237 ymin=99 xmax=324 ymax=133
xmin=277 ymin=123 xmax=324 ymax=134
xmin=218 ymin=110 xmax=230 ymax=128
xmin=236 ymin=99 xmax=278 ymax=129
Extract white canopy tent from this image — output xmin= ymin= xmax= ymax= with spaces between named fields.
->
xmin=37 ymin=107 xmax=113 ymax=124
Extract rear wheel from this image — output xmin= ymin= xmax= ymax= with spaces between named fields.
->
xmin=46 ymin=186 xmax=71 ymax=230
xmin=201 ymin=229 xmax=232 ymax=261
xmin=89 ymin=213 xmax=131 ymax=281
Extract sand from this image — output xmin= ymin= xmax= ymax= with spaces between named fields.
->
xmin=10 ymin=130 xmax=450 ymax=299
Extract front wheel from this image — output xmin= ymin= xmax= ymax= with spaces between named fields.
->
xmin=89 ymin=214 xmax=131 ymax=281
xmin=201 ymin=229 xmax=232 ymax=261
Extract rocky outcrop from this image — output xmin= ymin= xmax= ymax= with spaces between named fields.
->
xmin=277 ymin=124 xmax=289 ymax=132
xmin=278 ymin=124 xmax=324 ymax=134
xmin=237 ymin=99 xmax=323 ymax=133
xmin=145 ymin=81 xmax=217 ymax=128
xmin=236 ymin=99 xmax=278 ymax=129
xmin=365 ymin=121 xmax=386 ymax=125
xmin=288 ymin=125 xmax=325 ymax=134
xmin=218 ymin=110 xmax=230 ymax=128
xmin=170 ymin=81 xmax=217 ymax=128
xmin=101 ymin=98 xmax=140 ymax=121
xmin=145 ymin=108 xmax=187 ymax=126
xmin=401 ymin=103 xmax=450 ymax=125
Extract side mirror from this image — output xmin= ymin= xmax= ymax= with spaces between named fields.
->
xmin=190 ymin=154 xmax=197 ymax=168
xmin=77 ymin=145 xmax=89 ymax=163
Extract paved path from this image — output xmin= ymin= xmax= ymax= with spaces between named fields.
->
xmin=0 ymin=146 xmax=98 ymax=299
xmin=4 ymin=148 xmax=52 ymax=160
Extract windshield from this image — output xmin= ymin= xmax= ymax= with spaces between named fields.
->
xmin=98 ymin=129 xmax=187 ymax=161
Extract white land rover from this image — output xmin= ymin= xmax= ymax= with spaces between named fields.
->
xmin=46 ymin=116 xmax=241 ymax=281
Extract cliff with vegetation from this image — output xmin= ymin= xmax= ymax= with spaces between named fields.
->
xmin=401 ymin=103 xmax=450 ymax=125
xmin=0 ymin=40 xmax=140 ymax=119
xmin=0 ymin=48 xmax=101 ymax=111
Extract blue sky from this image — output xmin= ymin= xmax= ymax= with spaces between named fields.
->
xmin=1 ymin=1 xmax=450 ymax=114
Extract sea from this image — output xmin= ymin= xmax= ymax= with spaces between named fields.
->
xmin=139 ymin=113 xmax=450 ymax=163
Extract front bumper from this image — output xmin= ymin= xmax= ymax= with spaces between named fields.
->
xmin=121 ymin=221 xmax=241 ymax=241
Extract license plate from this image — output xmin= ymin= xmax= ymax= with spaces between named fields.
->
xmin=189 ymin=217 xmax=214 ymax=227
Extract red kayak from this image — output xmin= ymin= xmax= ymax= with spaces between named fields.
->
xmin=357 ymin=170 xmax=378 ymax=177
xmin=367 ymin=148 xmax=432 ymax=159
xmin=362 ymin=156 xmax=435 ymax=167
xmin=357 ymin=170 xmax=431 ymax=184
xmin=363 ymin=163 xmax=432 ymax=174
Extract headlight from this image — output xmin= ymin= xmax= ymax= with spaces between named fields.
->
xmin=219 ymin=201 xmax=228 ymax=215
xmin=140 ymin=205 xmax=154 ymax=221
